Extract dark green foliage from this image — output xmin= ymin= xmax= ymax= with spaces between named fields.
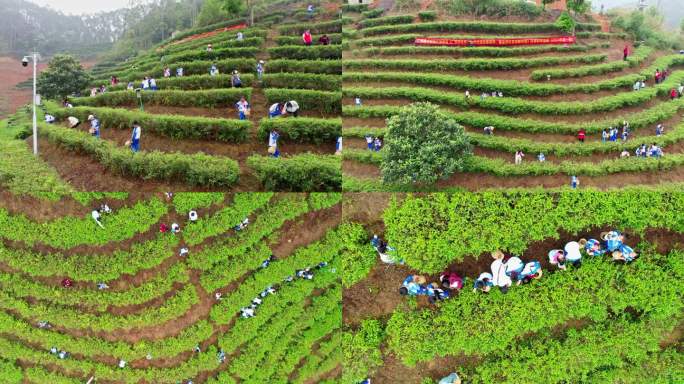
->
xmin=247 ymin=154 xmax=341 ymax=191
xmin=267 ymin=45 xmax=342 ymax=60
xmin=381 ymin=102 xmax=472 ymax=184
xmin=37 ymin=55 xmax=92 ymax=100
xmin=359 ymin=15 xmax=414 ymax=29
xmin=39 ymin=124 xmax=240 ymax=187
xmin=278 ymin=20 xmax=343 ymax=35
xmin=49 ymin=106 xmax=250 ymax=142
xmin=71 ymin=89 xmax=251 ymax=108
xmin=555 ymin=11 xmax=576 ymax=34
xmin=275 ymin=34 xmax=342 ymax=46
xmin=267 ymin=59 xmax=342 ymax=75
xmin=418 ymin=11 xmax=437 ymax=21
xmin=444 ymin=0 xmax=542 ymax=18
xmin=264 ymin=89 xmax=341 ymax=114
xmin=257 ymin=117 xmax=341 ymax=144
xmin=262 ymin=73 xmax=341 ymax=91
xmin=361 ymin=8 xmax=384 ymax=18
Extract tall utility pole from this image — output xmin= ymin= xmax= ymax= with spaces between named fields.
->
xmin=22 ymin=52 xmax=40 ymax=155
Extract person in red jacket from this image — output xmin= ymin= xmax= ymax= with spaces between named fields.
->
xmin=439 ymin=271 xmax=463 ymax=291
xmin=302 ymin=29 xmax=312 ymax=46
xmin=577 ymin=129 xmax=586 ymax=143
xmin=671 ymin=88 xmax=678 ymax=100
xmin=623 ymin=45 xmax=629 ymax=61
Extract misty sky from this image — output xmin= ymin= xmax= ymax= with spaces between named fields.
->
xmin=27 ymin=0 xmax=150 ymax=14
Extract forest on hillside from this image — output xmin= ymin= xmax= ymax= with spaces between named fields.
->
xmin=0 ymin=0 xmax=207 ymax=59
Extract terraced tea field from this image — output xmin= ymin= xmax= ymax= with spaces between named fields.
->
xmin=341 ymin=9 xmax=684 ymax=190
xmin=0 ymin=191 xmax=346 ymax=383
xmin=24 ymin=0 xmax=342 ymax=192
xmin=342 ymin=191 xmax=684 ymax=383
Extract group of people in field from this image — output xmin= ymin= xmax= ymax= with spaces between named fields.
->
xmin=51 ymin=5 xmax=345 ymax=161
xmin=381 ymin=229 xmax=638 ymax=303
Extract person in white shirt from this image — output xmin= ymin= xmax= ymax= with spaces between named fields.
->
xmin=564 ymin=241 xmax=582 ymax=267
xmin=504 ymin=256 xmax=524 ymax=280
xmin=91 ymin=209 xmax=104 ymax=228
xmin=514 ymin=150 xmax=525 ymax=165
xmin=171 ymin=223 xmax=180 ymax=233
xmin=285 ymin=100 xmax=299 ymax=117
xmin=236 ymin=31 xmax=244 ymax=41
xmin=129 ymin=121 xmax=142 ymax=152
xmin=149 ymin=77 xmax=157 ymax=91
xmin=189 ymin=210 xmax=198 ymax=222
xmin=490 ymin=251 xmax=512 ymax=293
xmin=142 ymin=77 xmax=150 ymax=90
xmin=210 ymin=64 xmax=219 ymax=76
xmin=472 ymin=272 xmax=494 ymax=293
xmin=241 ymin=306 xmax=255 ymax=318
xmin=44 ymin=114 xmax=55 ymax=124
xmin=118 ymin=360 xmax=126 ymax=368
xmin=67 ymin=116 xmax=80 ymax=128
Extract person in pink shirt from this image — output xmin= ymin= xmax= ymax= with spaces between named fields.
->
xmin=439 ymin=271 xmax=463 ymax=291
xmin=302 ymin=29 xmax=312 ymax=46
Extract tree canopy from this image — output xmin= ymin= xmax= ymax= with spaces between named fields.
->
xmin=37 ymin=55 xmax=92 ymax=100
xmin=381 ymin=102 xmax=473 ymax=185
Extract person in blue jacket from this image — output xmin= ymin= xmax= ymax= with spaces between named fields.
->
xmin=399 ymin=275 xmax=427 ymax=296
xmin=438 ymin=373 xmax=461 ymax=384
xmin=473 ymin=272 xmax=494 ymax=293
xmin=268 ymin=130 xmax=280 ymax=158
xmin=580 ymin=238 xmax=606 ymax=257
xmin=601 ymin=230 xmax=624 ymax=252
xmin=612 ymin=244 xmax=639 ymax=263
xmin=129 ymin=121 xmax=141 ymax=152
xmin=516 ymin=260 xmax=542 ymax=285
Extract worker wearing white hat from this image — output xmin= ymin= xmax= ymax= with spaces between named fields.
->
xmin=564 ymin=241 xmax=582 ymax=267
xmin=285 ymin=100 xmax=299 ymax=117
xmin=87 ymin=114 xmax=100 ymax=138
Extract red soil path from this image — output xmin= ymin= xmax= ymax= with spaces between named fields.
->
xmin=0 ymin=57 xmax=95 ymax=119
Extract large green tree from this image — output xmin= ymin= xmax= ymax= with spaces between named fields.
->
xmin=381 ymin=102 xmax=472 ymax=185
xmin=196 ymin=0 xmax=245 ymax=27
xmin=37 ymin=55 xmax=92 ymax=100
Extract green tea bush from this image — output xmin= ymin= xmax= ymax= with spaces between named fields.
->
xmin=262 ymin=73 xmax=341 ymax=91
xmin=247 ymin=154 xmax=341 ymax=191
xmin=257 ymin=117 xmax=341 ymax=143
xmin=264 ymin=88 xmax=341 ymax=113
xmin=276 ymin=33 xmax=342 ymax=45
xmin=358 ymin=15 xmax=414 ymax=29
xmin=268 ymin=45 xmax=342 ymax=60
xmin=72 ymin=88 xmax=251 ymax=108
xmin=50 ymin=106 xmax=250 ymax=142
xmin=343 ymin=54 xmax=607 ymax=71
xmin=267 ymin=59 xmax=342 ymax=74
xmin=39 ymin=124 xmax=240 ymax=187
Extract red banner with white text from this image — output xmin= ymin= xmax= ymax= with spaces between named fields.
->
xmin=414 ymin=36 xmax=576 ymax=47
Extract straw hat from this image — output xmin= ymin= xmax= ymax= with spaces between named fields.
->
xmin=491 ymin=250 xmax=504 ymax=260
